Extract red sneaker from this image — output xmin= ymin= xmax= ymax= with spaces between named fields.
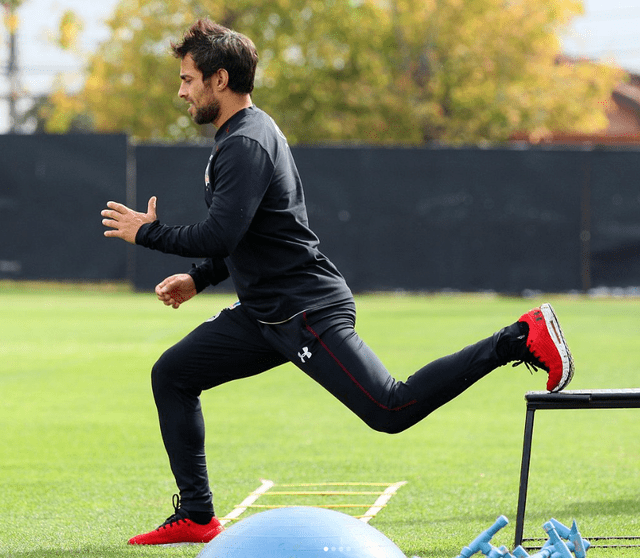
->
xmin=128 ymin=496 xmax=224 ymax=545
xmin=518 ymin=303 xmax=574 ymax=392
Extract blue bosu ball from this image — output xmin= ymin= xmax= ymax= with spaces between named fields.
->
xmin=196 ymin=506 xmax=407 ymax=557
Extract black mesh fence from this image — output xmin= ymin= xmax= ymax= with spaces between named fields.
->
xmin=2 ymin=135 xmax=638 ymax=294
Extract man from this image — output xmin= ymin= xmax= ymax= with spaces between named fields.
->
xmin=101 ymin=19 xmax=574 ymax=546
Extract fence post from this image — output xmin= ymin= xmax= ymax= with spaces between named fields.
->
xmin=126 ymin=138 xmax=137 ymax=286
xmin=580 ymin=153 xmax=592 ymax=293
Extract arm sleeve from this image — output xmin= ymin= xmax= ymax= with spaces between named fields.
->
xmin=187 ymin=258 xmax=230 ymax=293
xmin=135 ymin=136 xmax=274 ymax=258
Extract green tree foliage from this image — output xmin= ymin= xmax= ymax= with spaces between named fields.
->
xmin=45 ymin=0 xmax=622 ymax=144
xmin=56 ymin=9 xmax=83 ymax=51
xmin=1 ymin=0 xmax=23 ymax=16
xmin=397 ymin=0 xmax=622 ymax=143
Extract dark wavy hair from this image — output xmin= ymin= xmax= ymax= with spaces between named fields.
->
xmin=171 ymin=19 xmax=258 ymax=94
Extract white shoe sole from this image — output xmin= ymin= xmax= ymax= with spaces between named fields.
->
xmin=541 ymin=303 xmax=574 ymax=392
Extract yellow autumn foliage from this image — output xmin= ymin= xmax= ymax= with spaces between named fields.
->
xmin=46 ymin=0 xmax=623 ymax=144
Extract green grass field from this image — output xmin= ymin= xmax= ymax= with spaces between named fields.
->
xmin=1 ymin=283 xmax=639 ymax=557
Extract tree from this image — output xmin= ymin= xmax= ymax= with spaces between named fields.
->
xmin=393 ymin=0 xmax=622 ymax=143
xmin=46 ymin=0 xmax=416 ymax=142
xmin=45 ymin=0 xmax=622 ymax=145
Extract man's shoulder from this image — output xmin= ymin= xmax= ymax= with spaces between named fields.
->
xmin=216 ymin=106 xmax=287 ymax=158
xmin=235 ymin=106 xmax=287 ymax=141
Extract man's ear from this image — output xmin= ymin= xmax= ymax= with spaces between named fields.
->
xmin=213 ymin=68 xmax=229 ymax=91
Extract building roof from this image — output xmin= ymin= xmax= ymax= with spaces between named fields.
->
xmin=513 ymin=67 xmax=640 ymax=145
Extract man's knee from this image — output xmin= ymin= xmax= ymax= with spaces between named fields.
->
xmin=361 ymin=411 xmax=407 ymax=435
xmin=151 ymin=348 xmax=181 ymax=396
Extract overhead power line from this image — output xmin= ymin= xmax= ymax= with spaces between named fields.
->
xmin=584 ymin=6 xmax=640 ymax=21
xmin=1 ymin=64 xmax=83 ymax=74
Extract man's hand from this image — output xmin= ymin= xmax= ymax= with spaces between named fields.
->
xmin=101 ymin=196 xmax=158 ymax=244
xmin=155 ymin=274 xmax=198 ymax=309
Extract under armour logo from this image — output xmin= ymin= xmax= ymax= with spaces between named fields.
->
xmin=298 ymin=347 xmax=312 ymax=363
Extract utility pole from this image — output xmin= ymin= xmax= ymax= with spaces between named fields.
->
xmin=3 ymin=1 xmax=22 ymax=133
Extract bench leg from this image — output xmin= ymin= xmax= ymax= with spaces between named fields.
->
xmin=515 ymin=406 xmax=536 ymax=547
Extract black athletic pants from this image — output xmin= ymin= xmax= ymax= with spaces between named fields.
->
xmin=151 ymin=300 xmax=506 ymax=514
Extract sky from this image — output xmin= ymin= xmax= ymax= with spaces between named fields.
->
xmin=1 ymin=0 xmax=640 ymax=133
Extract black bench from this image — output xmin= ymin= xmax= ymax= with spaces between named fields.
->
xmin=514 ymin=389 xmax=640 ymax=549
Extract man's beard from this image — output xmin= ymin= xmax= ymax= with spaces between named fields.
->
xmin=194 ymin=98 xmax=220 ymax=125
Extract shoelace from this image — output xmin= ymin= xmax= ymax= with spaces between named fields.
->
xmin=512 ymin=360 xmax=539 ymax=374
xmin=512 ymin=336 xmax=548 ymax=375
xmin=158 ymin=494 xmax=189 ymax=530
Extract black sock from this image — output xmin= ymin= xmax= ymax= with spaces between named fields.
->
xmin=496 ymin=321 xmax=529 ymax=365
xmin=187 ymin=510 xmax=215 ymax=525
